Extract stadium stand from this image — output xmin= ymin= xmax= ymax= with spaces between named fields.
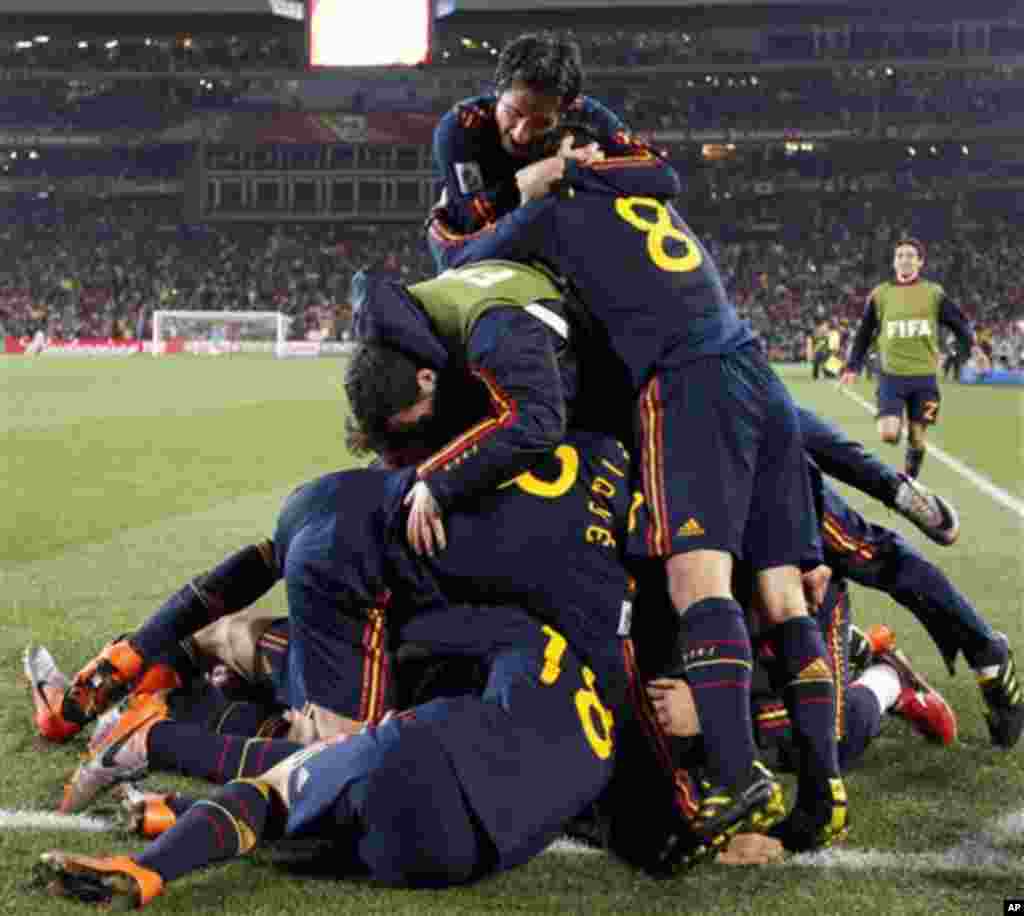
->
xmin=0 ymin=7 xmax=1018 ymax=365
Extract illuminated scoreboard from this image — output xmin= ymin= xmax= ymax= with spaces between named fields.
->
xmin=307 ymin=0 xmax=433 ymax=68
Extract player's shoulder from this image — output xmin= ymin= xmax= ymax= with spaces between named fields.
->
xmin=868 ymin=281 xmax=892 ymax=302
xmin=439 ymin=95 xmax=497 ymax=135
xmin=564 ymin=94 xmax=626 ymax=137
xmin=921 ymin=278 xmax=945 ymax=297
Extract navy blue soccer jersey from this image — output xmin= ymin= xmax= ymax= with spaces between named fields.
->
xmin=388 ymin=428 xmax=635 ymax=695
xmin=439 ymin=147 xmax=752 ymax=391
xmin=420 ymin=428 xmax=634 ymax=692
xmin=276 ymin=430 xmax=636 ymax=700
xmin=433 ymin=93 xmax=627 ymax=237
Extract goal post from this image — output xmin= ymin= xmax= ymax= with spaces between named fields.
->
xmin=152 ymin=310 xmax=292 ymax=357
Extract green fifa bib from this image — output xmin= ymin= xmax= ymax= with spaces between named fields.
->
xmin=873 ymin=280 xmax=944 ymax=376
xmin=408 ymin=261 xmax=564 ymax=353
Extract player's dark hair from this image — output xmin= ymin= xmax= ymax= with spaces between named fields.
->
xmin=894 ymin=237 xmax=926 ymax=263
xmin=344 ymin=343 xmax=424 ymax=456
xmin=494 ymin=33 xmax=583 ymax=107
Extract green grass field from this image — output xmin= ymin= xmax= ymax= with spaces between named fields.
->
xmin=1 ymin=355 xmax=1022 ymax=915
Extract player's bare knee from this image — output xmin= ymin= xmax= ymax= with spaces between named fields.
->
xmin=754 ymin=567 xmax=808 ymax=625
xmin=666 ymin=550 xmax=732 ymax=614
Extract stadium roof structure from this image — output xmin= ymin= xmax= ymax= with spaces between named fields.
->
xmin=440 ymin=0 xmax=1021 ymax=26
xmin=0 ymin=0 xmax=292 ymax=11
xmin=446 ymin=0 xmax=1017 ymax=9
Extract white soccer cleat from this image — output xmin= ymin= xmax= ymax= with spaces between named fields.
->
xmin=59 ymin=692 xmax=168 ymax=814
xmin=894 ymin=476 xmax=960 ymax=546
xmin=24 ymin=645 xmax=80 ymax=742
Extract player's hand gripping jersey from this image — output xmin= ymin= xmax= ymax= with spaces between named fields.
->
xmin=431 ymin=94 xmax=625 ymax=240
xmin=273 ymin=429 xmax=636 ymax=711
xmin=436 ymin=137 xmax=752 ymax=393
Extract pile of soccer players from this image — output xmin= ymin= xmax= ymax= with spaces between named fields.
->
xmin=21 ymin=34 xmax=1023 ymax=908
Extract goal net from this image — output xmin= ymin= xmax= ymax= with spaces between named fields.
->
xmin=152 ymin=310 xmax=292 ymax=357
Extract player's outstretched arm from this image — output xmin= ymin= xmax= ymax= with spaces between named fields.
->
xmin=58 ymin=541 xmax=280 ymax=729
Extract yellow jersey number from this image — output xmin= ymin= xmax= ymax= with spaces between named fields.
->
xmin=614 ymin=196 xmax=703 ymax=274
xmin=499 ymin=443 xmax=579 ymax=500
xmin=540 ymin=625 xmax=614 ymax=760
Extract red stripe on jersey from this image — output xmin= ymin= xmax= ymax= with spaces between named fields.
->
xmin=417 ymin=366 xmax=518 ymax=477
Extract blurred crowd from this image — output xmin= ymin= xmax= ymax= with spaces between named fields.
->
xmin=2 ymin=18 xmax=1021 ymax=75
xmin=4 ymin=63 xmax=1021 ymax=139
xmin=709 ymin=218 xmax=1024 ymax=361
xmin=2 ymin=198 xmax=1020 ymax=366
xmin=0 ymin=198 xmax=433 ymax=343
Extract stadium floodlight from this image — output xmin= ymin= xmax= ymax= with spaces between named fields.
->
xmin=307 ymin=0 xmax=432 ymax=68
xmin=153 ymin=310 xmax=295 ymax=358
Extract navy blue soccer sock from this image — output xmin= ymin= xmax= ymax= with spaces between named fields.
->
xmin=905 ymin=445 xmax=926 ymax=479
xmin=762 ymin=616 xmax=841 ymax=809
xmin=148 ymin=721 xmax=301 ymax=784
xmin=130 ymin=585 xmax=212 ymax=664
xmin=166 ymin=684 xmax=286 ymax=737
xmin=673 ymin=597 xmax=756 ymax=790
xmin=838 ymin=685 xmax=883 ymax=772
xmin=131 ymin=543 xmax=277 ymax=662
xmin=135 ymin=781 xmax=274 ymax=882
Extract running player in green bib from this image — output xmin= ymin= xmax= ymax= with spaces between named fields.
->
xmin=841 ymin=238 xmax=973 ymax=479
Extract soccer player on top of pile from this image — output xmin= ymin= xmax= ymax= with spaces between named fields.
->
xmin=427 ymin=32 xmax=626 ymax=270
xmin=841 ymin=238 xmax=974 ymax=480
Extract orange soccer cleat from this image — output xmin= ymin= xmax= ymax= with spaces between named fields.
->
xmin=61 ymin=640 xmax=146 ymax=727
xmin=38 ymin=851 xmax=163 ymax=909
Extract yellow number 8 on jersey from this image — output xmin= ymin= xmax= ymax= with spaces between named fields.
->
xmin=614 ymin=196 xmax=703 ymax=274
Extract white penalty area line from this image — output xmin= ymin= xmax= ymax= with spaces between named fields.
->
xmin=549 ymin=808 xmax=1024 ymax=875
xmin=0 ymin=809 xmax=113 ymax=833
xmin=839 ymin=385 xmax=1024 ymax=521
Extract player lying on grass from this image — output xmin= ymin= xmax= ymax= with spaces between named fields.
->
xmin=34 ymin=427 xmax=803 ymax=905
xmin=42 ymin=429 xmax=755 ymax=877
xmin=36 ymin=601 xmax=629 ymax=905
xmin=31 ymin=359 xmax=972 ymax=838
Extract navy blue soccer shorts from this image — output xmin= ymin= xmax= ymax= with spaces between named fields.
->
xmin=278 ymin=616 xmax=616 ymax=884
xmin=278 ymin=514 xmax=393 ymax=724
xmin=632 ymin=342 xmax=817 ymax=571
xmin=875 ymin=372 xmax=941 ymax=425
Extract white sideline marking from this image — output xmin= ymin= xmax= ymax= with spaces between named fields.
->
xmin=0 ymin=809 xmax=112 ymax=833
xmin=789 ymin=808 xmax=1024 ymax=874
xmin=548 ymin=808 xmax=1024 ymax=875
xmin=839 ymin=386 xmax=1024 ymax=520
xmin=3 ymin=808 xmax=1021 ymax=875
